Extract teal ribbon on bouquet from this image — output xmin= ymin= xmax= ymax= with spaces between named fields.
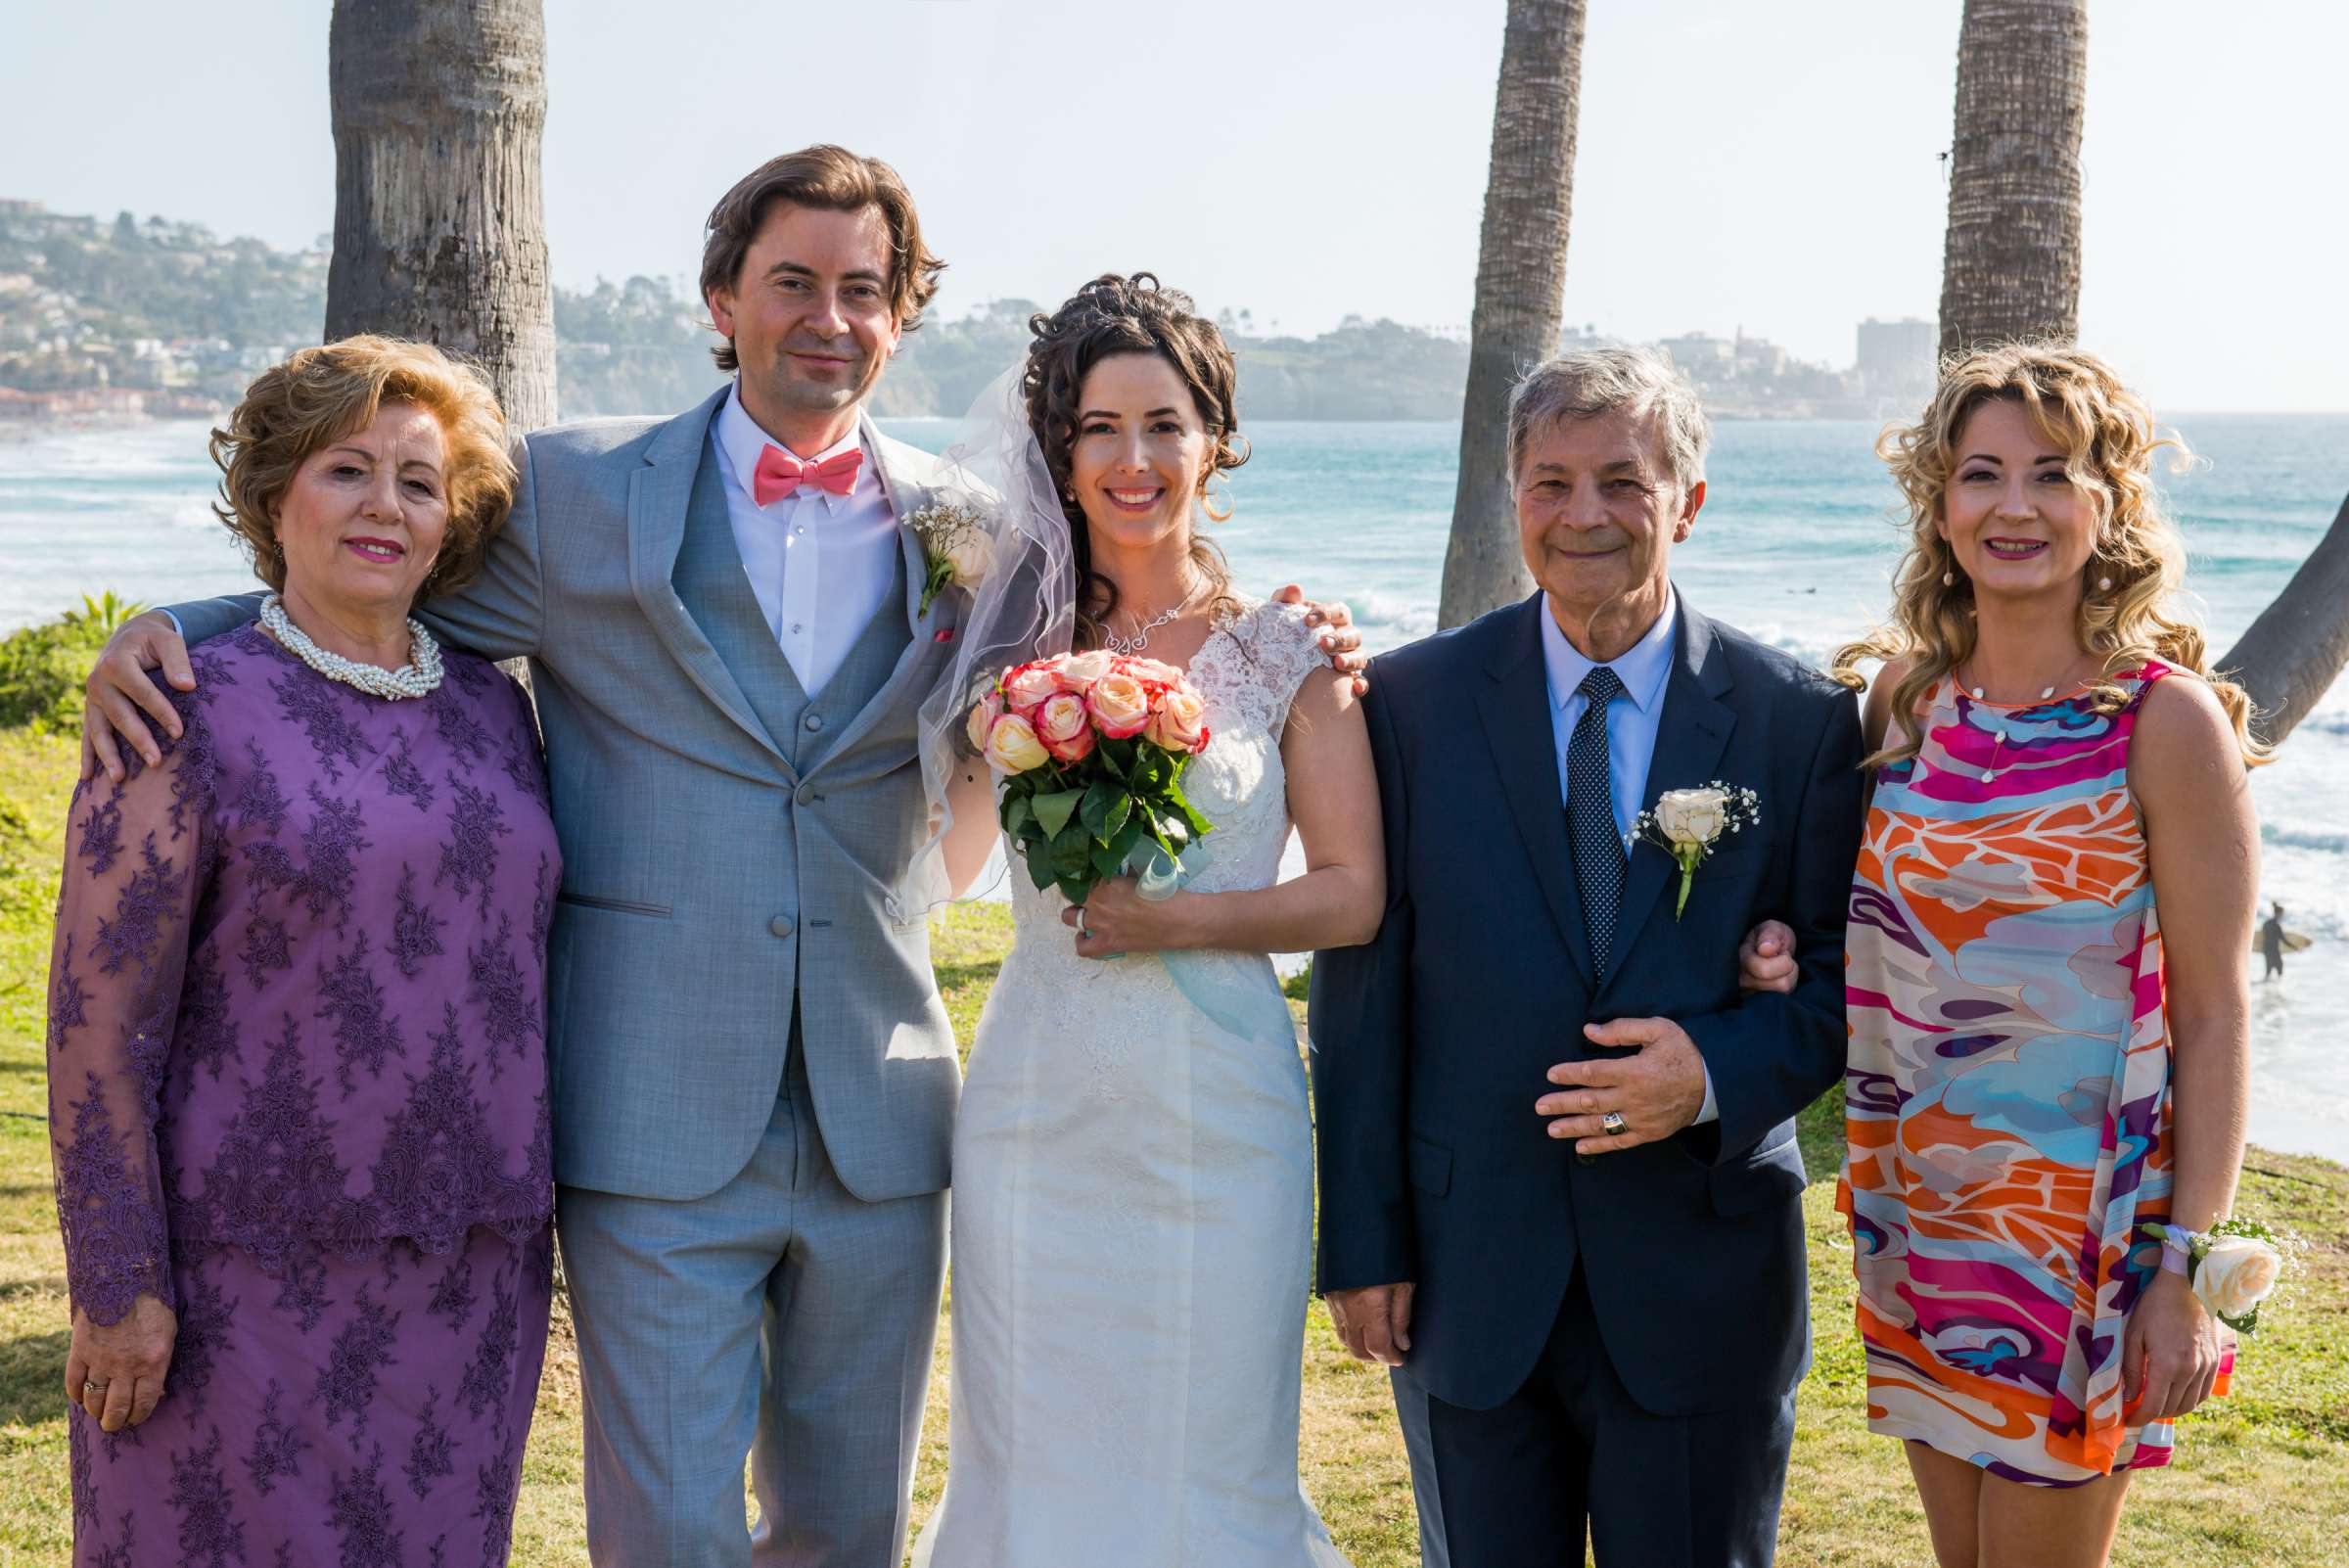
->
xmin=1111 ymin=841 xmax=1298 ymax=1049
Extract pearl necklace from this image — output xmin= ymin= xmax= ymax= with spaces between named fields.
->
xmin=260 ymin=593 xmax=443 ymax=700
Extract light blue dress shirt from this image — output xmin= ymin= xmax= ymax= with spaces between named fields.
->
xmin=1540 ymin=587 xmax=1679 ymax=841
xmin=1538 ymin=587 xmax=1717 ymax=1125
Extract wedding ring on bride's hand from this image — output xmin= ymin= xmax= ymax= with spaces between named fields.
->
xmin=1601 ymin=1111 xmax=1629 ymax=1137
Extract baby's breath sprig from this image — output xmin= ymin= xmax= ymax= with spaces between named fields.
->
xmin=905 ymin=500 xmax=994 ymax=614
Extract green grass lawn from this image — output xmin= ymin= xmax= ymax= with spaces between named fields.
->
xmin=1 ymin=687 xmax=2341 ymax=1564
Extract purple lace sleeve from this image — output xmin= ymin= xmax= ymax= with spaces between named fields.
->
xmin=47 ymin=699 xmax=214 ymax=1325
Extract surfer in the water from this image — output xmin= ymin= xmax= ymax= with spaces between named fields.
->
xmin=2262 ymin=901 xmax=2287 ymax=981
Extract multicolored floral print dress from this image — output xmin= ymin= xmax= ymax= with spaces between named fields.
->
xmin=1838 ymin=660 xmax=2231 ymax=1487
xmin=46 ymin=625 xmax=560 ymax=1566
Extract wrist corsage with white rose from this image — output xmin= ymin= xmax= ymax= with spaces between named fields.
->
xmin=906 ymin=499 xmax=994 ymax=615
xmin=1629 ymin=782 xmax=1761 ymax=918
xmin=2140 ymin=1218 xmax=2294 ymax=1333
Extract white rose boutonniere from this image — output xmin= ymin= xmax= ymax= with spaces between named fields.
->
xmin=905 ymin=499 xmax=993 ymax=615
xmin=1629 ymin=781 xmax=1760 ymax=918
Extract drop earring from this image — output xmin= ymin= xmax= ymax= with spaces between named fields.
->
xmin=2097 ymin=575 xmax=2114 ymax=591
xmin=1941 ymin=569 xmax=1955 ymax=587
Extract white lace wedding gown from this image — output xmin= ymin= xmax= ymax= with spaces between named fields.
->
xmin=913 ymin=599 xmax=1351 ymax=1568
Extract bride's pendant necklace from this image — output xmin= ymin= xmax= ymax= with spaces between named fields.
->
xmin=260 ymin=592 xmax=443 ymax=700
xmin=1104 ymin=580 xmax=1201 ymax=656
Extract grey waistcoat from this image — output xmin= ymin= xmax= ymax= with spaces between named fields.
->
xmin=669 ymin=456 xmax=914 ymax=780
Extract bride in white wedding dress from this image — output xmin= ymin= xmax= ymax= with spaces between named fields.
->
xmin=912 ymin=276 xmax=1382 ymax=1567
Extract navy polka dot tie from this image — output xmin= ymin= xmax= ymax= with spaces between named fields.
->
xmin=1569 ymin=666 xmax=1628 ymax=979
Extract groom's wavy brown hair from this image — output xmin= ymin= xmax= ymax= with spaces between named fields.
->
xmin=700 ymin=145 xmax=946 ymax=372
xmin=1023 ymin=274 xmax=1248 ymax=651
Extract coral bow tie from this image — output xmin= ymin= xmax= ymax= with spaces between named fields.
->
xmin=753 ymin=444 xmax=862 ymax=506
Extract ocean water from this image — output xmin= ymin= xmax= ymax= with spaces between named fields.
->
xmin=5 ymin=413 xmax=2345 ymax=1161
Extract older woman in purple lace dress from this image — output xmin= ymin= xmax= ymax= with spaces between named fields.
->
xmin=46 ymin=337 xmax=559 ymax=1566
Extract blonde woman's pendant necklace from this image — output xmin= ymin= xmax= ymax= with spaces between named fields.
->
xmin=260 ymin=593 xmax=443 ymax=700
xmin=1958 ymin=660 xmax=2071 ymax=783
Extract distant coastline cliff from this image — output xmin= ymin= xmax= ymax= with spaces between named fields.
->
xmin=1 ymin=197 xmax=1933 ymax=426
xmin=0 ymin=199 xmax=1474 ymax=424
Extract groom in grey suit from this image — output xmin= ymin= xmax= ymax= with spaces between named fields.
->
xmin=84 ymin=146 xmax=1363 ymax=1566
xmin=96 ymin=145 xmax=958 ymax=1567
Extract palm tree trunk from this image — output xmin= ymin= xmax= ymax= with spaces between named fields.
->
xmin=1937 ymin=0 xmax=2087 ymax=355
xmin=2221 ymin=492 xmax=2349 ymax=746
xmin=326 ymin=0 xmax=555 ymax=433
xmin=1438 ymin=0 xmax=1588 ymax=629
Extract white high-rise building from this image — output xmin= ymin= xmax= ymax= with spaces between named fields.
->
xmin=1857 ymin=316 xmax=1937 ymax=397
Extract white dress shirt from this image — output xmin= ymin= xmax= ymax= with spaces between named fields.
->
xmin=711 ymin=382 xmax=902 ymax=698
xmin=1538 ymin=587 xmax=1717 ymax=1126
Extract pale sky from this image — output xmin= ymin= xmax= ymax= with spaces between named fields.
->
xmin=4 ymin=0 xmax=2343 ymax=410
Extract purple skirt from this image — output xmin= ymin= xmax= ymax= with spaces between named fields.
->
xmin=69 ymin=1221 xmax=552 ymax=1568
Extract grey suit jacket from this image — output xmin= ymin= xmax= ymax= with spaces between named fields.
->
xmin=168 ymin=385 xmax=967 ymax=1202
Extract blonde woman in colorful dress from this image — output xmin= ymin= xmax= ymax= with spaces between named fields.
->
xmin=1831 ymin=345 xmax=2262 ymax=1568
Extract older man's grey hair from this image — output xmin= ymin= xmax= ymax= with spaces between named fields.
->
xmin=1506 ymin=346 xmax=1712 ymax=495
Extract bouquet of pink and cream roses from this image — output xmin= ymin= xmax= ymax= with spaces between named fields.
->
xmin=969 ymin=649 xmax=1215 ymax=905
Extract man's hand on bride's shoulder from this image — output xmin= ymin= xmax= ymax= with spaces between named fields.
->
xmin=1738 ymin=919 xmax=1797 ymax=995
xmin=1271 ymin=583 xmax=1368 ymax=696
xmin=1063 ymin=877 xmax=1198 ymax=959
xmin=81 ymin=610 xmax=197 ymax=783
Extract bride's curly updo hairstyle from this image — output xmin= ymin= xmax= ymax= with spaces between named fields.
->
xmin=1832 ymin=342 xmax=2267 ymax=770
xmin=1022 ymin=273 xmax=1248 ymax=651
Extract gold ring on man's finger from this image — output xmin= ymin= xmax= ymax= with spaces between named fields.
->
xmin=1601 ymin=1110 xmax=1629 ymax=1137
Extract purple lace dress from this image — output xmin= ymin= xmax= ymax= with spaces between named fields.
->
xmin=46 ymin=625 xmax=560 ymax=1568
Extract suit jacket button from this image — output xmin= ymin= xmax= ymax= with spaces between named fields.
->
xmin=769 ymin=915 xmax=795 ymax=939
xmin=803 ymin=713 xmax=824 ymax=733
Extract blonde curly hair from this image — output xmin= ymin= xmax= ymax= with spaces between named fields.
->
xmin=1832 ymin=343 xmax=2267 ymax=771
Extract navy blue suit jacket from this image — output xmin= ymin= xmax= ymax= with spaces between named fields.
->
xmin=1309 ymin=592 xmax=1864 ymax=1416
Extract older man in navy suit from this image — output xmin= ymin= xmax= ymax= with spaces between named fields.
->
xmin=1311 ymin=346 xmax=1864 ymax=1567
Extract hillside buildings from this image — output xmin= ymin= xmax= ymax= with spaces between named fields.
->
xmin=1570 ymin=315 xmax=1941 ymax=419
xmin=0 ymin=199 xmax=325 ymax=418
